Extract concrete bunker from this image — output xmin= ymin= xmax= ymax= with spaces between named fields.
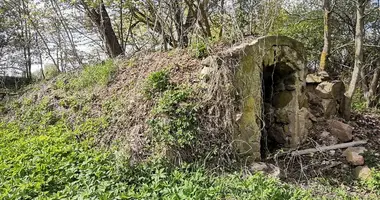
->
xmin=217 ymin=36 xmax=311 ymax=161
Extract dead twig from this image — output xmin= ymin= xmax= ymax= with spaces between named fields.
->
xmin=291 ymin=140 xmax=368 ymax=156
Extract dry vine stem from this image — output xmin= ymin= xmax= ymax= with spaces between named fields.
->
xmin=291 ymin=140 xmax=368 ymax=156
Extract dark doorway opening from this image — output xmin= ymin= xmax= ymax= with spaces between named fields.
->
xmin=261 ymin=62 xmax=297 ymax=158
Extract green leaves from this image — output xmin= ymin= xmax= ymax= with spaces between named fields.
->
xmin=70 ymin=60 xmax=117 ymax=90
xmin=143 ymin=69 xmax=171 ymax=99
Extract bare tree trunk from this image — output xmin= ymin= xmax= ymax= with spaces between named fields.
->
xmin=198 ymin=0 xmax=212 ymax=37
xmin=119 ymin=0 xmax=124 ymax=51
xmin=82 ymin=0 xmax=124 ymax=58
xmin=20 ymin=0 xmax=32 ymax=79
xmin=219 ymin=0 xmax=225 ymax=38
xmin=36 ymin=34 xmax=45 ymax=79
xmin=319 ymin=0 xmax=332 ymax=72
xmin=365 ymin=61 xmax=380 ymax=107
xmin=342 ymin=0 xmax=368 ymax=120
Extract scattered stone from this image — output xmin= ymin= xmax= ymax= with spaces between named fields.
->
xmin=345 ymin=151 xmax=364 ymax=166
xmin=342 ymin=164 xmax=349 ymax=169
xmin=315 ymin=81 xmax=344 ymax=99
xmin=329 ymin=150 xmax=336 ymax=156
xmin=317 ymin=70 xmax=330 ymax=79
xmin=320 ymin=131 xmax=330 ymax=138
xmin=235 ymin=113 xmax=242 ymax=122
xmin=343 ymin=147 xmax=367 ymax=156
xmin=306 ymin=74 xmax=323 ymax=84
xmin=327 ymin=120 xmax=353 ymax=142
xmin=354 ymin=166 xmax=371 ymax=180
xmin=309 ymin=113 xmax=317 ymax=122
xmin=326 ymin=135 xmax=339 ymax=146
xmin=249 ymin=162 xmax=281 ymax=178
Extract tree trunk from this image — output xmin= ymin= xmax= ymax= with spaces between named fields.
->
xmin=365 ymin=61 xmax=380 ymax=107
xmin=82 ymin=1 xmax=124 ymax=58
xmin=119 ymin=0 xmax=124 ymax=51
xmin=219 ymin=0 xmax=225 ymax=38
xmin=173 ymin=0 xmax=188 ymax=48
xmin=342 ymin=0 xmax=368 ymax=120
xmin=319 ymin=0 xmax=332 ymax=72
xmin=198 ymin=0 xmax=212 ymax=37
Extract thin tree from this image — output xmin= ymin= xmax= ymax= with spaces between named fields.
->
xmin=343 ymin=0 xmax=369 ymax=119
xmin=319 ymin=0 xmax=333 ymax=72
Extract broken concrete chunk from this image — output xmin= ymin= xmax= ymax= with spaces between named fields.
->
xmin=354 ymin=166 xmax=371 ymax=180
xmin=327 ymin=120 xmax=353 ymax=142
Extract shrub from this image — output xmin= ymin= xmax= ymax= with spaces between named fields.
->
xmin=190 ymin=38 xmax=208 ymax=58
xmin=143 ymin=69 xmax=171 ymax=98
xmin=352 ymin=89 xmax=367 ymax=112
xmin=149 ymin=86 xmax=198 ymax=148
xmin=70 ymin=60 xmax=116 ymax=90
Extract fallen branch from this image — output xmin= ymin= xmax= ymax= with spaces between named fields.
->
xmin=291 ymin=140 xmax=368 ymax=156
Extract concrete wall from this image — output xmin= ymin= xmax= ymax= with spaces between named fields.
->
xmin=217 ymin=36 xmax=309 ymax=161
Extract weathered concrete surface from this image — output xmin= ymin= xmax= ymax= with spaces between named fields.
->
xmin=205 ymin=36 xmax=309 ymax=161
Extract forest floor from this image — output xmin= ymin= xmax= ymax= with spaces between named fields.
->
xmin=267 ymin=112 xmax=380 ymax=198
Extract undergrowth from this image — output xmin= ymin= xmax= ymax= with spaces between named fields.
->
xmin=1 ymin=61 xmax=369 ymax=199
xmin=0 ymin=97 xmax=311 ymax=199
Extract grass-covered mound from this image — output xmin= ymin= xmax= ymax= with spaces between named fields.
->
xmin=0 ymin=56 xmax=314 ymax=199
xmin=0 ymin=50 xmax=379 ymax=199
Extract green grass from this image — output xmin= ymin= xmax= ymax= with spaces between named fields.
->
xmin=70 ymin=60 xmax=116 ymax=90
xmin=0 ymin=67 xmax=313 ymax=199
xmin=0 ymin=120 xmax=313 ymax=199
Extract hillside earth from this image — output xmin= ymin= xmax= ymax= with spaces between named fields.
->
xmin=0 ymin=48 xmax=379 ymax=199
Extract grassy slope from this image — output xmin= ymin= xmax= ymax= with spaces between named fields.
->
xmin=0 ymin=56 xmax=378 ymax=199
